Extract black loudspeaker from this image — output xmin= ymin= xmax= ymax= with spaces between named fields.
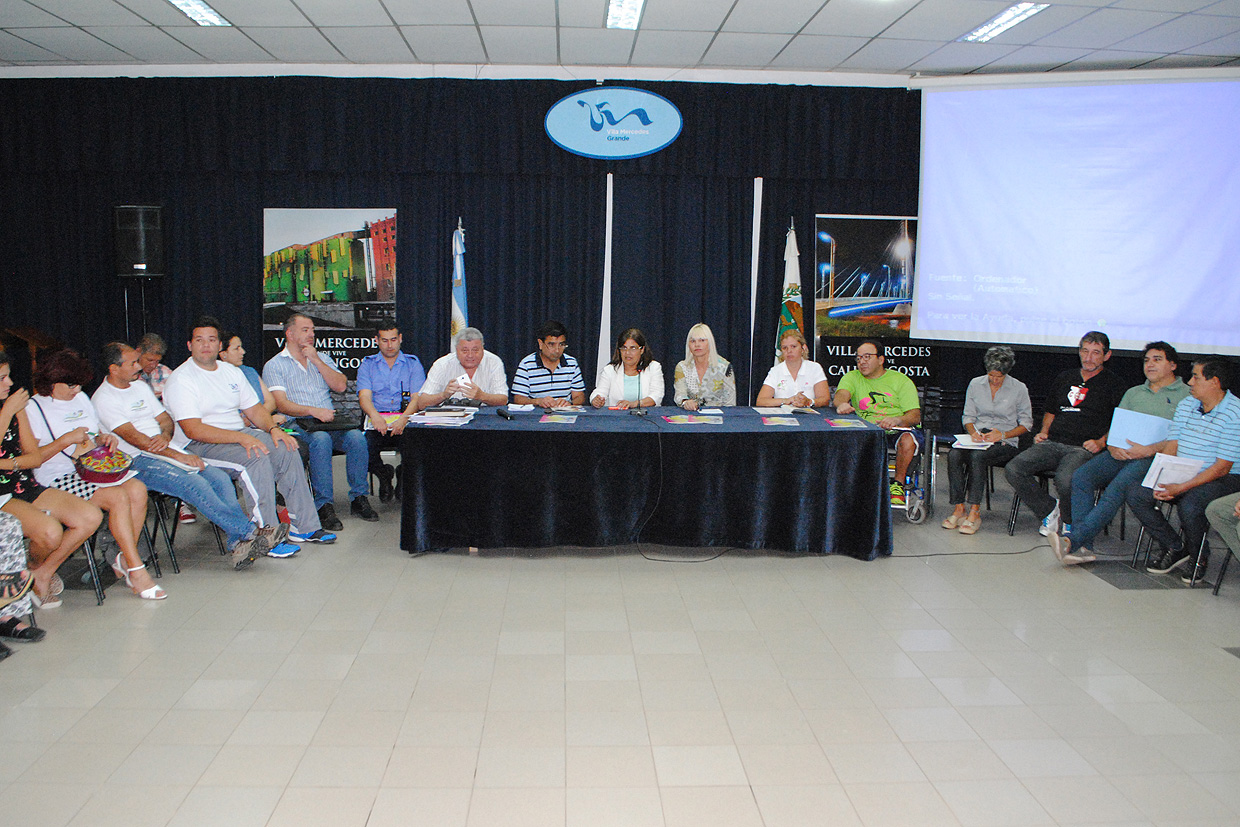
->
xmin=114 ymin=205 xmax=164 ymax=278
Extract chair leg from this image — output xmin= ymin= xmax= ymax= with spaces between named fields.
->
xmin=149 ymin=494 xmax=182 ymax=574
xmin=80 ymin=534 xmax=106 ymax=606
xmin=141 ymin=523 xmax=162 ymax=579
xmin=213 ymin=524 xmax=227 ymax=556
xmin=1184 ymin=533 xmax=1211 ymax=588
xmin=1007 ymin=495 xmax=1021 ymax=536
xmin=1214 ymin=549 xmax=1234 ymax=596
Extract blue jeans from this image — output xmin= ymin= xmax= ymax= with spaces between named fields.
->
xmin=131 ymin=454 xmax=256 ymax=547
xmin=1066 ymin=453 xmax=1152 ymax=551
xmin=300 ymin=428 xmax=369 ymax=508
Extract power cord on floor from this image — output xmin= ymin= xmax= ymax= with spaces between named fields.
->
xmin=891 ymin=541 xmax=1049 ymax=558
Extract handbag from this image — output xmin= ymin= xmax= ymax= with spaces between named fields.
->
xmin=30 ymin=398 xmax=133 ymax=484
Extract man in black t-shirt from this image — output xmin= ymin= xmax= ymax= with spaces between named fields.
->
xmin=1005 ymin=332 xmax=1127 ymax=535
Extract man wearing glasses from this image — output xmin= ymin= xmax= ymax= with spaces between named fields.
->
xmin=1005 ymin=331 xmax=1126 ymax=537
xmin=834 ymin=340 xmax=923 ymax=506
xmin=511 ymin=321 xmax=586 ymax=409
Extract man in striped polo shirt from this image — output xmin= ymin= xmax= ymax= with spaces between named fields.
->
xmin=511 ymin=321 xmax=586 ymax=409
xmin=1127 ymin=357 xmax=1240 ymax=583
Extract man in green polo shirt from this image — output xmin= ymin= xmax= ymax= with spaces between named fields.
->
xmin=1050 ymin=341 xmax=1190 ymax=564
xmin=834 ymin=339 xmax=921 ymax=506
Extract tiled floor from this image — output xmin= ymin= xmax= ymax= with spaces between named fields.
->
xmin=3 ymin=470 xmax=1240 ymax=826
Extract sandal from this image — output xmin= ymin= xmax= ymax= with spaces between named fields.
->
xmin=0 ymin=570 xmax=34 ymax=610
xmin=941 ymin=513 xmax=963 ymax=530
xmin=30 ymin=581 xmax=61 ymax=610
xmin=50 ymin=574 xmax=64 ymax=597
xmin=0 ymin=617 xmax=46 ymax=643
xmin=958 ymin=517 xmax=981 ymax=535
xmin=123 ymin=564 xmax=167 ymax=601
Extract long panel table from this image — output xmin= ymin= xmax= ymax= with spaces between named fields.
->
xmin=399 ymin=406 xmax=892 ymax=560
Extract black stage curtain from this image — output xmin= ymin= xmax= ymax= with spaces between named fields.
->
xmin=0 ymin=77 xmax=919 ymax=389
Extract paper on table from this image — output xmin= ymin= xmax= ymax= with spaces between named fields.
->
xmin=662 ymin=415 xmax=723 ymax=425
xmin=1107 ymin=408 xmax=1172 ymax=449
xmin=1141 ymin=452 xmax=1204 ymax=488
xmin=540 ymin=414 xmax=577 ymax=424
xmin=952 ymin=434 xmax=990 ymax=450
xmin=762 ymin=416 xmax=799 ymax=426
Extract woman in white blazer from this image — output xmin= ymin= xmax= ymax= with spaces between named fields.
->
xmin=591 ymin=328 xmax=664 ymax=409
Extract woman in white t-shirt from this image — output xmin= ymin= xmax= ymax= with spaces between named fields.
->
xmin=27 ymin=350 xmax=166 ymax=602
xmin=756 ymin=330 xmax=831 ymax=408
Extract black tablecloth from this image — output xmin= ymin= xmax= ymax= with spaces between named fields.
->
xmin=399 ymin=407 xmax=892 ymax=559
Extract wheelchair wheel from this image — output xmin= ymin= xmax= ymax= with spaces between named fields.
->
xmin=905 ymin=490 xmax=926 ymax=524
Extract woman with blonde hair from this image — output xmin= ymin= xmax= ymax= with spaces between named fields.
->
xmin=755 ymin=330 xmax=831 ymax=408
xmin=673 ymin=323 xmax=736 ymax=410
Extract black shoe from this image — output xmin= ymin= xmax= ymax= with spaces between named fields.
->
xmin=1147 ymin=545 xmax=1189 ymax=575
xmin=377 ymin=465 xmax=395 ymax=503
xmin=0 ymin=640 xmax=11 ymax=661
xmin=351 ymin=495 xmax=380 ymax=522
xmin=0 ymin=617 xmax=45 ymax=642
xmin=318 ymin=503 xmax=343 ymax=531
xmin=1182 ymin=560 xmax=1208 ymax=585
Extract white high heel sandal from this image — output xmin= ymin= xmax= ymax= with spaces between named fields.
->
xmin=121 ymin=563 xmax=167 ymax=601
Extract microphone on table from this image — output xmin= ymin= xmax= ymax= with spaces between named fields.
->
xmin=497 ymin=408 xmax=514 ymax=420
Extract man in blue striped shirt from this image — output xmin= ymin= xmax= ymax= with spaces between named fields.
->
xmin=511 ymin=321 xmax=586 ymax=409
xmin=1127 ymin=357 xmax=1240 ymax=583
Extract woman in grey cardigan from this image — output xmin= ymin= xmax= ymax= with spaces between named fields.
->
xmin=943 ymin=346 xmax=1033 ymax=535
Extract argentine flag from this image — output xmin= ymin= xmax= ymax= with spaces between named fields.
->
xmin=450 ymin=221 xmax=469 ymax=344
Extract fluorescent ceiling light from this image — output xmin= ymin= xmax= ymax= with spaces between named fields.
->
xmin=959 ymin=2 xmax=1048 ymax=43
xmin=166 ymin=0 xmax=232 ymax=26
xmin=606 ymin=0 xmax=646 ymax=30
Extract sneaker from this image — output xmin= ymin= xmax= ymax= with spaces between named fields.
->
xmin=290 ymin=528 xmax=337 ymax=544
xmin=317 ymin=502 xmax=343 ymax=531
xmin=257 ymin=523 xmax=289 ymax=548
xmin=351 ymin=495 xmax=380 ymax=522
xmin=376 ymin=464 xmax=395 ymax=503
xmin=1147 ymin=545 xmax=1189 ymax=575
xmin=230 ymin=533 xmax=269 ymax=571
xmin=266 ymin=542 xmax=301 ymax=558
xmin=178 ymin=504 xmax=197 ymax=524
xmin=1040 ymin=502 xmax=1060 ymax=537
xmin=889 ymin=482 xmax=905 ymax=507
xmin=1182 ymin=560 xmax=1208 ymax=585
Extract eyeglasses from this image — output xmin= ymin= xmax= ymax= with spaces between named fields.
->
xmin=620 ymin=344 xmax=641 ymax=352
xmin=856 ymin=353 xmax=878 ymax=361
xmin=542 ymin=341 xmax=568 ymax=349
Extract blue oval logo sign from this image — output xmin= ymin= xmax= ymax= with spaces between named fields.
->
xmin=545 ymin=87 xmax=682 ymax=160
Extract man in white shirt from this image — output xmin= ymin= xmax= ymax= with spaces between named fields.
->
xmin=93 ymin=342 xmax=268 ymax=570
xmin=418 ymin=328 xmax=509 ymax=408
xmin=263 ymin=314 xmax=376 ymax=529
xmin=162 ymin=316 xmax=334 ymax=550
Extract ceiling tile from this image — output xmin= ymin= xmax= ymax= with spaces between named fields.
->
xmin=1111 ymin=0 xmax=1217 ymax=11
xmin=198 ymin=0 xmax=311 ymax=27
xmin=25 ymin=0 xmax=145 ymax=25
xmin=1182 ymin=26 xmax=1240 ymax=52
xmin=769 ymin=33 xmax=867 ymax=68
xmin=722 ymin=0 xmax=827 ymax=35
xmin=629 ymin=29 xmax=713 ymax=65
xmin=1113 ymin=13 xmax=1240 ymax=51
xmin=1034 ymin=8 xmax=1178 ymax=48
xmin=383 ymin=0 xmax=475 ymax=25
xmin=803 ymin=0 xmax=921 ymax=38
xmin=557 ymin=0 xmax=607 ymax=28
xmin=1054 ymin=47 xmax=1160 ymax=68
xmin=836 ymin=37 xmax=940 ymax=71
xmin=700 ymin=32 xmax=791 ymax=66
xmin=84 ymin=25 xmax=210 ymax=61
xmin=883 ymin=0 xmax=1013 ymax=41
xmin=165 ymin=26 xmax=278 ymax=61
xmin=640 ymin=0 xmax=735 ymax=31
xmin=289 ymin=0 xmax=392 ymax=27
xmin=559 ymin=27 xmax=635 ymax=64
xmin=470 ymin=0 xmax=555 ymax=27
xmin=15 ymin=26 xmax=133 ymax=61
xmin=321 ymin=26 xmax=416 ymax=62
xmin=1139 ymin=51 xmax=1232 ymax=64
xmin=245 ymin=27 xmax=347 ymax=61
xmin=907 ymin=40 xmax=1017 ymax=73
xmin=1199 ymin=0 xmax=1240 ymax=14
xmin=0 ymin=28 xmax=63 ymax=61
xmin=972 ymin=44 xmax=1093 ymax=71
xmin=0 ymin=2 xmax=66 ymax=27
xmin=478 ymin=25 xmax=557 ymax=63
xmin=400 ymin=25 xmax=486 ymax=62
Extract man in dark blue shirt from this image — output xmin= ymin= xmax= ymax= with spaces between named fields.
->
xmin=357 ymin=319 xmax=425 ymax=503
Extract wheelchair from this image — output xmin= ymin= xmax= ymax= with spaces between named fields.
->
xmin=888 ymin=427 xmax=934 ymax=524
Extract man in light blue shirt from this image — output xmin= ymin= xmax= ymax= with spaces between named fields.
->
xmin=263 ymin=313 xmax=376 ymax=529
xmin=356 ymin=319 xmax=424 ymax=502
xmin=1128 ymin=357 xmax=1240 ymax=583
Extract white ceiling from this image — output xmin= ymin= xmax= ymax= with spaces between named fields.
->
xmin=1 ymin=0 xmax=1238 ymax=79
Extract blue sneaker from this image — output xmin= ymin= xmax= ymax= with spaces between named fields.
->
xmin=290 ymin=528 xmax=336 ymax=545
xmin=267 ymin=542 xmax=301 ymax=558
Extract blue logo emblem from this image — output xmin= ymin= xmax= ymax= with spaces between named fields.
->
xmin=545 ymin=87 xmax=682 ymax=160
